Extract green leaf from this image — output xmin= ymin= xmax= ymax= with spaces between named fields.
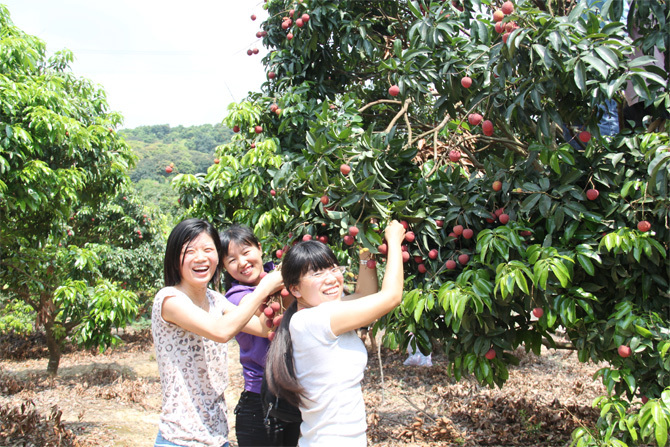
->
xmin=577 ymin=254 xmax=595 ymax=276
xmin=583 ymin=53 xmax=610 ymax=78
xmin=652 ymin=403 xmax=668 ymax=446
xmin=574 ymin=60 xmax=586 ymax=91
xmin=594 ymin=46 xmax=619 ymax=69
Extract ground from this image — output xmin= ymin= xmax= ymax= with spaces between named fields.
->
xmin=0 ymin=330 xmax=609 ymax=447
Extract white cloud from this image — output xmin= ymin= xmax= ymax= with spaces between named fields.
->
xmin=2 ymin=0 xmax=270 ymax=128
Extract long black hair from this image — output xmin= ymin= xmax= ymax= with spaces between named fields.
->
xmin=163 ymin=218 xmax=223 ymax=287
xmin=265 ymin=240 xmax=339 ymax=407
xmin=219 ymin=224 xmax=261 ymax=290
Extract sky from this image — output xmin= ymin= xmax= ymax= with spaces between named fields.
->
xmin=2 ymin=0 xmax=270 ymax=129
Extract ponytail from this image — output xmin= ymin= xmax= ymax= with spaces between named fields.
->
xmin=265 ymin=300 xmax=304 ymax=407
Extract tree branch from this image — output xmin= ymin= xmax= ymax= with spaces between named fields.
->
xmin=385 ymin=98 xmax=412 ymax=134
xmin=542 ymin=338 xmax=576 ymax=350
xmin=358 ymin=99 xmax=402 ymax=114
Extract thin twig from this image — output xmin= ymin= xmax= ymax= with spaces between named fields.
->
xmin=377 ymin=334 xmax=385 ymax=405
xmin=404 ymin=111 xmax=412 ymax=147
xmin=400 ymin=394 xmax=438 ymax=424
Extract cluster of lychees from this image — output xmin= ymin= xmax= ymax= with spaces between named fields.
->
xmin=258 ymin=271 xmax=291 ymax=341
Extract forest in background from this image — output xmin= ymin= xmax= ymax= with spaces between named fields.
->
xmin=119 ymin=123 xmax=233 ymax=216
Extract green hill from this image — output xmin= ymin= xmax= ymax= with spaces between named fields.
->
xmin=120 ymin=123 xmax=233 ymax=216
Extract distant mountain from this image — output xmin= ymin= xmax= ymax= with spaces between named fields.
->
xmin=120 ymin=123 xmax=233 ymax=216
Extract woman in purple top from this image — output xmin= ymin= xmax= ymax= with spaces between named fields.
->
xmin=221 ymin=224 xmax=300 ymax=446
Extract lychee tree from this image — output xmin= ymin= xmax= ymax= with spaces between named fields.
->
xmin=173 ymin=0 xmax=670 ymax=444
xmin=0 ymin=6 xmax=160 ymax=375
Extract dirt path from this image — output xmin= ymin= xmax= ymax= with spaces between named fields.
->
xmin=0 ymin=338 xmax=245 ymax=447
xmin=1 ymin=332 xmax=608 ymax=446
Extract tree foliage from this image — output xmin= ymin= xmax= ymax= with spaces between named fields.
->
xmin=0 ymin=6 xmax=162 ymax=375
xmin=173 ymin=0 xmax=669 ymax=444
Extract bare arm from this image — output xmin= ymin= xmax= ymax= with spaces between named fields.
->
xmin=161 ymin=270 xmax=283 ymax=342
xmin=330 ymin=221 xmax=405 ymax=336
xmin=344 ymin=248 xmax=378 ymax=301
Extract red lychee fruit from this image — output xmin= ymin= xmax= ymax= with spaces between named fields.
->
xmin=482 ymin=120 xmax=494 ymax=136
xmin=618 ymin=345 xmax=632 ymax=358
xmin=532 ymin=307 xmax=544 ymax=318
xmin=461 ymin=76 xmax=472 ymax=88
xmin=388 ymin=85 xmax=400 ymax=97
xmin=499 ymin=213 xmax=510 ymax=224
xmin=445 ymin=259 xmax=457 ymax=270
xmin=485 ymin=348 xmax=496 ymax=360
xmin=501 ymin=1 xmax=514 ymax=15
xmin=637 ymin=220 xmax=651 ymax=232
xmin=586 ymin=189 xmax=599 ymax=200
xmin=449 ymin=150 xmax=461 ymax=162
xmin=340 ymin=164 xmax=351 ymax=175
xmin=462 ymin=229 xmax=474 ymax=239
xmin=428 ymin=249 xmax=438 ymax=260
xmin=453 ymin=225 xmax=464 ymax=236
xmin=468 ymin=113 xmax=483 ymax=126
xmin=492 ymin=180 xmax=502 ymax=191
xmin=458 ymin=254 xmax=470 ymax=265
xmin=579 ymin=131 xmax=591 ymax=143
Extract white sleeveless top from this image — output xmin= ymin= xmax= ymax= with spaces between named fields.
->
xmin=151 ymin=287 xmax=229 ymax=447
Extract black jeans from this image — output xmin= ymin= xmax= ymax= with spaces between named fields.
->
xmin=234 ymin=390 xmax=300 ymax=446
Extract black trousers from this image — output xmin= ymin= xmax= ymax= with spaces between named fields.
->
xmin=234 ymin=390 xmax=300 ymax=447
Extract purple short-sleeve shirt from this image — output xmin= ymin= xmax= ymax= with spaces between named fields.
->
xmin=224 ymin=262 xmax=274 ymax=394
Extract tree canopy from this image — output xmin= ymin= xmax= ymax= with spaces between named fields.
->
xmin=174 ymin=0 xmax=669 ymax=445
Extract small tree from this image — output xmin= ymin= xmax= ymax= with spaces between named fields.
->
xmin=0 ymin=6 xmax=161 ymax=375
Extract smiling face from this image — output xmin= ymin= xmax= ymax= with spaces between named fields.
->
xmin=178 ymin=232 xmax=219 ymax=289
xmin=290 ymin=265 xmax=345 ymax=309
xmin=223 ymin=241 xmax=264 ymax=286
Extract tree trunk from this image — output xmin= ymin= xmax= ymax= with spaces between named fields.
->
xmin=44 ymin=318 xmax=62 ymax=377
